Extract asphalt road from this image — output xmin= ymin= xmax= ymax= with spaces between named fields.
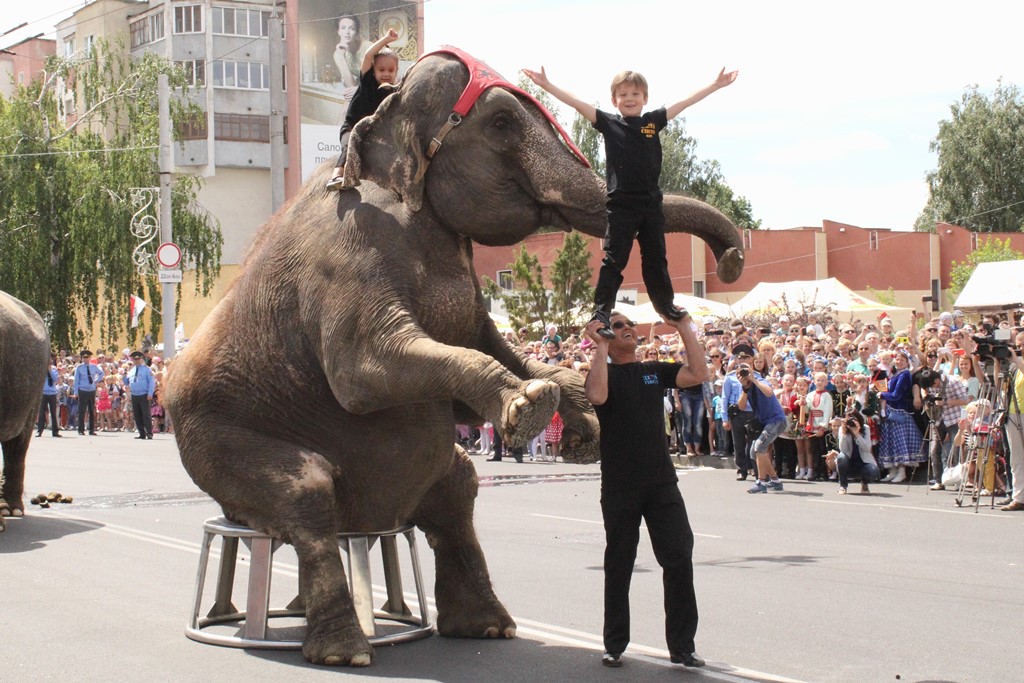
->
xmin=3 ymin=431 xmax=1022 ymax=683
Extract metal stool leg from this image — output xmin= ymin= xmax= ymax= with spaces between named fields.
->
xmin=209 ymin=536 xmax=239 ymax=617
xmin=380 ymin=534 xmax=412 ymax=618
xmin=189 ymin=529 xmax=215 ymax=630
xmin=344 ymin=535 xmax=375 ymax=637
xmin=242 ymin=536 xmax=275 ymax=641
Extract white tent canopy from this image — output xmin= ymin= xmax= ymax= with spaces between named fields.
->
xmin=954 ymin=259 xmax=1024 ymax=311
xmin=626 ymin=293 xmax=733 ymax=325
xmin=730 ymin=277 xmax=911 ymax=322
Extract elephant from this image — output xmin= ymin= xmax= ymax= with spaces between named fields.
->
xmin=0 ymin=291 xmax=50 ymax=532
xmin=165 ymin=48 xmax=743 ymax=666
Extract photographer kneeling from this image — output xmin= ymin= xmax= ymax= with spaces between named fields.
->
xmin=736 ymin=363 xmax=788 ymax=494
xmin=828 ymin=411 xmax=878 ymax=494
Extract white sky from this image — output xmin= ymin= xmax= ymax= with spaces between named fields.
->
xmin=5 ymin=0 xmax=1023 ymax=231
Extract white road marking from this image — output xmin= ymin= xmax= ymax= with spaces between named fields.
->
xmin=808 ymin=498 xmax=1013 ymax=518
xmin=49 ymin=511 xmax=798 ymax=681
xmin=531 ymin=512 xmax=723 ymax=538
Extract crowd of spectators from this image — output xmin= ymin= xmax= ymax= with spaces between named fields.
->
xmin=35 ymin=347 xmax=171 ymax=437
xmin=464 ymin=310 xmax=1024 ymax=509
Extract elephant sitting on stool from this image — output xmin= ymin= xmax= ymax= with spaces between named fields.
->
xmin=165 ymin=48 xmax=743 ymax=666
xmin=0 ymin=291 xmax=49 ymax=532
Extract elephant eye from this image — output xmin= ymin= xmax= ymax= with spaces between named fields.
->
xmin=492 ymin=112 xmax=512 ymax=130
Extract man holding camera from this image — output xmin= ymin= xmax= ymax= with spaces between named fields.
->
xmin=735 ymin=361 xmax=788 ymax=493
xmin=1000 ymin=340 xmax=1024 ymax=511
xmin=584 ymin=310 xmax=709 ymax=669
xmin=722 ymin=343 xmax=758 ymax=480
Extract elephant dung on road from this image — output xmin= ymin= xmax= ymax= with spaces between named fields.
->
xmin=165 ymin=48 xmax=744 ymax=665
xmin=0 ymin=291 xmax=50 ymax=532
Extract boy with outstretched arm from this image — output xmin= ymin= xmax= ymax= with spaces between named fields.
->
xmin=522 ymin=65 xmax=737 ymax=337
xmin=326 ymin=28 xmax=401 ymax=191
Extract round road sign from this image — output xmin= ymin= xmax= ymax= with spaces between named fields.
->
xmin=157 ymin=242 xmax=182 ymax=269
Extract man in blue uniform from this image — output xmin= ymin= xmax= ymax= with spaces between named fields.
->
xmin=124 ymin=351 xmax=155 ymax=439
xmin=73 ymin=349 xmax=103 ymax=435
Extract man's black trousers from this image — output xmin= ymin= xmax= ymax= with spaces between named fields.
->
xmin=601 ymin=481 xmax=698 ymax=658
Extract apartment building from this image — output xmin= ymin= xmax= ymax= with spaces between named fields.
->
xmin=0 ymin=35 xmax=56 ymax=98
xmin=55 ymin=0 xmax=287 ymax=332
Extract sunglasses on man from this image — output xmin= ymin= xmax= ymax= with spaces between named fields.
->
xmin=611 ymin=320 xmax=637 ymax=330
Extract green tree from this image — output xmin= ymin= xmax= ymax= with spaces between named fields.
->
xmin=548 ymin=232 xmax=595 ymax=331
xmin=916 ymin=81 xmax=1024 ymax=233
xmin=483 ymin=246 xmax=549 ymax=335
xmin=0 ymin=40 xmax=221 ymax=350
xmin=948 ymin=236 xmax=1024 ymax=301
xmin=483 ymin=234 xmax=595 ymax=337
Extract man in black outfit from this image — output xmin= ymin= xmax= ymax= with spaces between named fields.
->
xmin=584 ymin=310 xmax=709 ymax=669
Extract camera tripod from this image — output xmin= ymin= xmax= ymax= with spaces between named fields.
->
xmin=953 ymin=367 xmax=1005 ymax=512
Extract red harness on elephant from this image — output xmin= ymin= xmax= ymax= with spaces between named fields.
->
xmin=420 ymin=46 xmax=590 ymax=168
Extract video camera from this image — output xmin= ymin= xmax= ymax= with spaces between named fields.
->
xmin=972 ymin=322 xmax=1016 ymax=360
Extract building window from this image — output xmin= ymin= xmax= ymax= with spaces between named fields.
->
xmin=214 ymin=113 xmax=270 ymax=142
xmin=869 ymin=230 xmax=879 ymax=251
xmin=84 ymin=35 xmax=95 ymax=55
xmin=130 ymin=12 xmax=165 ymax=48
xmin=177 ymin=113 xmax=208 ymax=140
xmin=212 ymin=7 xmax=271 ymax=37
xmin=211 ymin=60 xmax=269 ymax=90
xmin=497 ymin=270 xmax=514 ymax=290
xmin=174 ymin=5 xmax=203 ymax=34
xmin=63 ymin=36 xmax=75 ymax=58
xmin=970 ymin=232 xmax=978 ymax=250
xmin=743 ymin=229 xmax=753 ymax=250
xmin=177 ymin=59 xmax=206 ymax=87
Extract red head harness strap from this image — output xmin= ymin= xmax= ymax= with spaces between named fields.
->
xmin=420 ymin=46 xmax=590 ymax=168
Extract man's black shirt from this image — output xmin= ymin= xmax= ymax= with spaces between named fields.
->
xmin=594 ymin=361 xmax=680 ymax=488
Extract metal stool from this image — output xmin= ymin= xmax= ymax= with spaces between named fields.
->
xmin=186 ymin=516 xmax=433 ymax=649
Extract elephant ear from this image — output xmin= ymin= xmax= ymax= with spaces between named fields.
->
xmin=343 ymin=57 xmax=466 ymax=212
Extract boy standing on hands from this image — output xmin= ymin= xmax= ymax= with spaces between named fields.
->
xmin=522 ymin=66 xmax=737 ymax=337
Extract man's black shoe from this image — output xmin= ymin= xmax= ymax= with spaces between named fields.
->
xmin=736 ymin=470 xmax=748 ymax=481
xmin=78 ymin=431 xmax=85 ymax=435
xmin=89 ymin=431 xmax=97 ymax=435
xmin=52 ymin=433 xmax=62 ymax=438
xmin=135 ymin=435 xmax=146 ymax=440
xmin=661 ymin=304 xmax=688 ymax=321
xmin=486 ymin=457 xmax=501 ymax=462
xmin=670 ymin=652 xmax=705 ymax=668
xmin=36 ymin=432 xmax=42 ymax=437
xmin=601 ymin=652 xmax=622 ymax=668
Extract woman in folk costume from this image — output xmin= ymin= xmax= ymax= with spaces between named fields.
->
xmin=878 ymin=350 xmax=924 ymax=483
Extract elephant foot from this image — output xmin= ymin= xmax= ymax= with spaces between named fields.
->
xmin=560 ymin=433 xmax=600 ymax=464
xmin=0 ymin=500 xmax=22 ymax=518
xmin=500 ymin=379 xmax=559 ymax=447
xmin=436 ymin=590 xmax=516 ymax=640
xmin=302 ymin=618 xmax=374 ymax=667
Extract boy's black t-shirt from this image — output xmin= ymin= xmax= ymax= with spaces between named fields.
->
xmin=594 ymin=360 xmax=680 ymax=488
xmin=593 ymin=107 xmax=668 ymax=196
xmin=341 ymin=69 xmax=390 ymax=134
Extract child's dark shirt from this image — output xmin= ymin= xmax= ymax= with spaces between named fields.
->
xmin=340 ymin=70 xmax=390 ymax=135
xmin=593 ymin=107 xmax=668 ymax=196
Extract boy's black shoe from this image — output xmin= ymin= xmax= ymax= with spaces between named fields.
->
xmin=661 ymin=304 xmax=688 ymax=321
xmin=591 ymin=309 xmax=615 ymax=339
xmin=670 ymin=652 xmax=705 ymax=667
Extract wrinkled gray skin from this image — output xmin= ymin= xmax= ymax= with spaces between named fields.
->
xmin=165 ymin=52 xmax=744 ymax=666
xmin=0 ymin=291 xmax=49 ymax=532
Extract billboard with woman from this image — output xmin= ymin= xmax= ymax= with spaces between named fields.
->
xmin=297 ymin=1 xmax=421 ymax=178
